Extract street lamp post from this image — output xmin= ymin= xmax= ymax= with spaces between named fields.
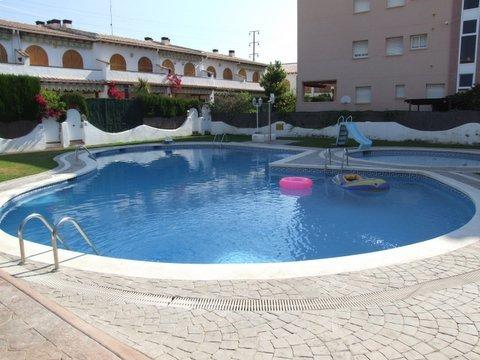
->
xmin=252 ymin=97 xmax=263 ymax=134
xmin=268 ymin=93 xmax=275 ymax=142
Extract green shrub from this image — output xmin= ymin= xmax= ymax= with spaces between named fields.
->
xmin=137 ymin=94 xmax=201 ymax=118
xmin=60 ymin=92 xmax=89 ymax=116
xmin=276 ymin=92 xmax=296 ymax=114
xmin=447 ymin=84 xmax=480 ymax=110
xmin=210 ymin=91 xmax=254 ymax=116
xmin=0 ymin=74 xmax=41 ymax=122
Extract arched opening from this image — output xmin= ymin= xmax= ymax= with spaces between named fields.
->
xmin=162 ymin=59 xmax=175 ymax=74
xmin=238 ymin=68 xmax=247 ymax=81
xmin=184 ymin=62 xmax=196 ymax=77
xmin=110 ymin=54 xmax=126 ymax=71
xmin=207 ymin=66 xmax=216 ymax=78
xmin=26 ymin=45 xmax=49 ymax=66
xmin=138 ymin=57 xmax=153 ymax=73
xmin=62 ymin=49 xmax=84 ymax=69
xmin=252 ymin=71 xmax=260 ymax=83
xmin=0 ymin=44 xmax=7 ymax=63
xmin=223 ymin=68 xmax=233 ymax=80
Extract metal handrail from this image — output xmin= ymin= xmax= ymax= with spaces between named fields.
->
xmin=17 ymin=213 xmax=69 ymax=267
xmin=341 ymin=148 xmax=350 ymax=171
xmin=336 ymin=115 xmax=345 ymax=125
xmin=75 ymin=145 xmax=95 ymax=161
xmin=220 ymin=134 xmax=228 ymax=143
xmin=53 ymin=217 xmax=99 ymax=257
xmin=345 ymin=115 xmax=353 ymax=123
xmin=324 ymin=148 xmax=332 ymax=171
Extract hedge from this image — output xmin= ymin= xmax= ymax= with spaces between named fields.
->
xmin=87 ymin=95 xmax=202 ymax=133
xmin=0 ymin=74 xmax=41 ymax=123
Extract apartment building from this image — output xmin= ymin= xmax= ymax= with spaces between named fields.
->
xmin=297 ymin=0 xmax=478 ymax=111
xmin=0 ymin=18 xmax=266 ymax=100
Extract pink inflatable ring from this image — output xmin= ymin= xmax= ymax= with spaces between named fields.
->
xmin=279 ymin=177 xmax=313 ymax=191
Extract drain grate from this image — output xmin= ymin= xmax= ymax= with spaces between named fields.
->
xmin=20 ymin=267 xmax=480 ymax=312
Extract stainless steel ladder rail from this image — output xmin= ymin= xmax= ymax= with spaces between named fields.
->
xmin=324 ymin=148 xmax=332 ymax=171
xmin=53 ymin=217 xmax=99 ymax=257
xmin=75 ymin=145 xmax=95 ymax=161
xmin=17 ymin=213 xmax=70 ymax=267
xmin=340 ymin=148 xmax=350 ymax=172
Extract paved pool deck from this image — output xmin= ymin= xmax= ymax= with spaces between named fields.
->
xmin=1 ymin=143 xmax=480 ymax=359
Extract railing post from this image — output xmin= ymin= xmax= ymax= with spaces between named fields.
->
xmin=50 ymin=231 xmax=60 ymax=271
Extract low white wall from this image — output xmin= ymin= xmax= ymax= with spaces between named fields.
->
xmin=0 ymin=124 xmax=46 ymax=154
xmin=83 ymin=108 xmax=199 ymax=146
xmin=210 ymin=120 xmax=480 ymax=145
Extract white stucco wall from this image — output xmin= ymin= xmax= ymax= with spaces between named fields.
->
xmin=0 ymin=124 xmax=46 ymax=153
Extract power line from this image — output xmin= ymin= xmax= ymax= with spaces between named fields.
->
xmin=249 ymin=30 xmax=259 ymax=62
xmin=109 ymin=0 xmax=113 ymax=35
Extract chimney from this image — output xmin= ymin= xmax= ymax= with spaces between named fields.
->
xmin=144 ymin=37 xmax=153 ymax=41
xmin=161 ymin=37 xmax=171 ymax=46
xmin=229 ymin=50 xmax=235 ymax=57
xmin=62 ymin=19 xmax=72 ymax=28
xmin=35 ymin=21 xmax=45 ymax=26
xmin=48 ymin=19 xmax=61 ymax=29
xmin=212 ymin=49 xmax=219 ymax=54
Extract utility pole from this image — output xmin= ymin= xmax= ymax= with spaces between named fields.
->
xmin=249 ymin=30 xmax=260 ymax=62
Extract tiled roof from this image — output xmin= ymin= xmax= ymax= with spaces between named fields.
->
xmin=283 ymin=62 xmax=297 ymax=74
xmin=0 ymin=18 xmax=267 ymax=67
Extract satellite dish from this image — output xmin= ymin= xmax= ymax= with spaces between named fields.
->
xmin=341 ymin=96 xmax=352 ymax=104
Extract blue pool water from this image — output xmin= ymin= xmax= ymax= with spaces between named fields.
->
xmin=350 ymin=150 xmax=480 ymax=167
xmin=0 ymin=147 xmax=475 ymax=264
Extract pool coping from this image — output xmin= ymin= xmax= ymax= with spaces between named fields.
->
xmin=0 ymin=142 xmax=478 ymax=281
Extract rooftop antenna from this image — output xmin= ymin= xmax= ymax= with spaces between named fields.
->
xmin=109 ymin=0 xmax=114 ymax=35
xmin=249 ymin=30 xmax=260 ymax=62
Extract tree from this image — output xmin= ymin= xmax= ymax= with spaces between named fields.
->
xmin=133 ymin=78 xmax=151 ymax=97
xmin=276 ymin=91 xmax=296 ymax=114
xmin=260 ymin=61 xmax=289 ymax=100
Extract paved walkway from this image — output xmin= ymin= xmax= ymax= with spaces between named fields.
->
xmin=0 ymin=277 xmax=120 ymax=360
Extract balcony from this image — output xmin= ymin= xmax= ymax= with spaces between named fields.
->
xmin=0 ymin=63 xmax=103 ymax=82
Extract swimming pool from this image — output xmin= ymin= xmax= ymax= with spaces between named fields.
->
xmin=0 ymin=146 xmax=475 ymax=264
xmin=350 ymin=149 xmax=480 ymax=168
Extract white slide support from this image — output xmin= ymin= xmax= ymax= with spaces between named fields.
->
xmin=345 ymin=122 xmax=372 ymax=150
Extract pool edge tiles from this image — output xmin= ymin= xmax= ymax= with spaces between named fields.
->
xmin=0 ymin=143 xmax=478 ymax=281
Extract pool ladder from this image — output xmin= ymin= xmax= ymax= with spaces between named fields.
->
xmin=212 ymin=134 xmax=228 ymax=144
xmin=75 ymin=145 xmax=96 ymax=161
xmin=17 ymin=214 xmax=99 ymax=271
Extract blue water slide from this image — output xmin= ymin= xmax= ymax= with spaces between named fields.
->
xmin=345 ymin=122 xmax=372 ymax=150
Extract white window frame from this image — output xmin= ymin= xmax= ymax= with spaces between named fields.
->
xmin=355 ymin=86 xmax=372 ymax=104
xmin=410 ymin=34 xmax=428 ymax=50
xmin=354 ymin=0 xmax=370 ymax=13
xmin=387 ymin=0 xmax=406 ymax=8
xmin=353 ymin=40 xmax=369 ymax=59
xmin=386 ymin=37 xmax=404 ymax=56
xmin=395 ymin=84 xmax=406 ymax=99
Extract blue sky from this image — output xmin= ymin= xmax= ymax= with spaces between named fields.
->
xmin=0 ymin=0 xmax=297 ymax=64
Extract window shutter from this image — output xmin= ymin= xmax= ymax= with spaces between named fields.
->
xmin=426 ymin=84 xmax=445 ymax=99
xmin=387 ymin=0 xmax=405 ymax=8
xmin=354 ymin=0 xmax=370 ymax=13
xmin=386 ymin=37 xmax=404 ymax=56
xmin=356 ymin=86 xmax=372 ymax=103
xmin=353 ymin=41 xmax=369 ymax=58
xmin=395 ymin=85 xmax=406 ymax=98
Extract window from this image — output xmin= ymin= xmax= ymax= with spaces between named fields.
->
xmin=459 ymin=74 xmax=474 ymax=88
xmin=0 ymin=44 xmax=7 ymax=63
xmin=426 ymin=84 xmax=445 ymax=99
xmin=207 ymin=66 xmax=217 ymax=78
xmin=355 ymin=86 xmax=372 ymax=104
xmin=303 ymin=80 xmax=337 ymax=102
xmin=463 ymin=20 xmax=477 ymax=34
xmin=387 ymin=0 xmax=405 ymax=8
xmin=460 ymin=35 xmax=477 ymax=63
xmin=184 ymin=62 xmax=196 ymax=77
xmin=223 ymin=68 xmax=233 ymax=80
xmin=252 ymin=71 xmax=260 ymax=83
xmin=395 ymin=84 xmax=406 ymax=98
xmin=110 ymin=54 xmax=126 ymax=71
xmin=62 ymin=50 xmax=84 ymax=69
xmin=410 ymin=34 xmax=428 ymax=50
xmin=354 ymin=0 xmax=370 ymax=13
xmin=25 ymin=45 xmax=49 ymax=66
xmin=238 ymin=68 xmax=247 ymax=80
xmin=138 ymin=57 xmax=153 ymax=73
xmin=161 ymin=59 xmax=175 ymax=74
xmin=353 ymin=40 xmax=369 ymax=59
xmin=464 ymin=0 xmax=479 ymax=10
xmin=386 ymin=37 xmax=404 ymax=56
